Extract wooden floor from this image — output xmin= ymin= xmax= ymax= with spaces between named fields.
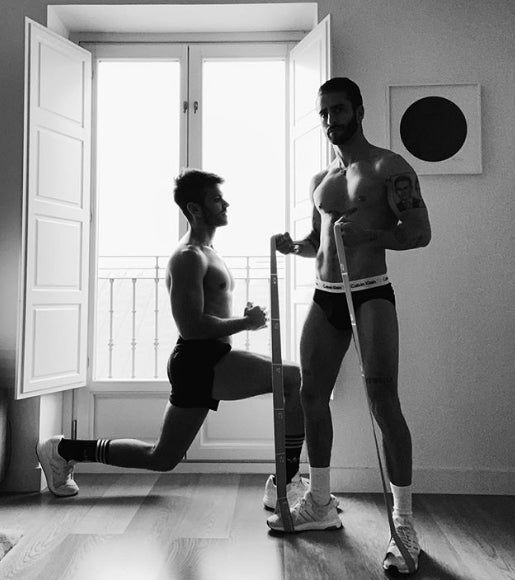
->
xmin=0 ymin=473 xmax=514 ymax=580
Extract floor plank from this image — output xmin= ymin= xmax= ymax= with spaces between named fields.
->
xmin=125 ymin=473 xmax=240 ymax=539
xmin=0 ymin=474 xmax=118 ymax=580
xmin=0 ymin=474 xmax=514 ymax=580
xmin=72 ymin=473 xmax=159 ymax=534
xmin=419 ymin=494 xmax=515 ymax=580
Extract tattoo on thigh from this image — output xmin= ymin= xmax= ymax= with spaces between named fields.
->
xmin=366 ymin=376 xmax=394 ymax=385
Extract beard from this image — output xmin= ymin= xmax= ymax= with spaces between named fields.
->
xmin=328 ymin=113 xmax=359 ymax=145
xmin=203 ymin=208 xmax=228 ymax=227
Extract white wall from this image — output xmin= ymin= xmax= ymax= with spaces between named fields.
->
xmin=322 ymin=0 xmax=515 ymax=492
xmin=0 ymin=0 xmax=513 ymax=493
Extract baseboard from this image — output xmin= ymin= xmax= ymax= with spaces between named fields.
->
xmin=332 ymin=467 xmax=515 ymax=495
xmin=0 ymin=465 xmax=42 ymax=494
xmin=74 ymin=463 xmax=515 ymax=494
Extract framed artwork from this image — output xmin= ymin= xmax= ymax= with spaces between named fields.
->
xmin=387 ymin=83 xmax=482 ymax=175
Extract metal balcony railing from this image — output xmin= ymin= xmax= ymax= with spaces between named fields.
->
xmin=94 ymin=255 xmax=286 ymax=380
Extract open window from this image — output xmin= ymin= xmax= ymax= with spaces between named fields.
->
xmin=18 ymin=10 xmax=331 ymax=464
xmin=89 ymin=41 xmax=290 ymax=383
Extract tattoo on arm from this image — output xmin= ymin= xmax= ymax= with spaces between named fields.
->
xmin=394 ymin=227 xmax=408 ymax=244
xmin=388 ymin=173 xmax=426 ymax=215
xmin=384 ymin=169 xmax=431 ymax=249
xmin=393 ymin=225 xmax=427 ymax=249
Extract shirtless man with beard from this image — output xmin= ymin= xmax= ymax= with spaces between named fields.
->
xmin=268 ymin=78 xmax=431 ymax=575
xmin=37 ymin=169 xmax=308 ymax=512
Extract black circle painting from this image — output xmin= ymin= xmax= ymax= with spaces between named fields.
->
xmin=388 ymin=84 xmax=481 ymax=174
xmin=400 ymin=96 xmax=467 ymax=162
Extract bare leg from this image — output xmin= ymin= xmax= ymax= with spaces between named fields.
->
xmin=212 ymin=349 xmax=303 ymax=435
xmin=107 ymin=403 xmax=208 ymax=471
xmin=299 ymin=302 xmax=351 ymax=468
xmin=356 ymin=299 xmax=412 ymax=486
xmin=61 ymin=350 xmax=301 ymax=473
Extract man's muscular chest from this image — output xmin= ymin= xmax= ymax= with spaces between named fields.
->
xmin=314 ymin=164 xmax=387 ymax=223
xmin=204 ymin=253 xmax=234 ymax=294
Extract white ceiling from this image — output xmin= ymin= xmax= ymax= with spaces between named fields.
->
xmin=48 ymin=3 xmax=317 ymax=34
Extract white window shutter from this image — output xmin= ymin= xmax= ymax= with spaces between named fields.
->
xmin=17 ymin=19 xmax=92 ymax=399
xmin=288 ymin=15 xmax=332 ymax=361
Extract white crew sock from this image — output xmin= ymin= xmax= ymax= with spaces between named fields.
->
xmin=390 ymin=482 xmax=413 ymax=520
xmin=309 ymin=466 xmax=331 ymax=505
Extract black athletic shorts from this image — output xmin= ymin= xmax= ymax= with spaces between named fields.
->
xmin=313 ymin=284 xmax=396 ymax=332
xmin=167 ymin=337 xmax=232 ymax=411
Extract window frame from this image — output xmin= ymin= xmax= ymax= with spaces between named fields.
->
xmin=86 ymin=40 xmax=293 ymax=391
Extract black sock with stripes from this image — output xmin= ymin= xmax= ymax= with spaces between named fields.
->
xmin=58 ymin=438 xmax=111 ymax=464
xmin=285 ymin=433 xmax=305 ymax=483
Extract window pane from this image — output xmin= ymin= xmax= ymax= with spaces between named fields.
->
xmin=96 ymin=61 xmax=181 ymax=255
xmin=95 ymin=61 xmax=180 ymax=380
xmin=202 ymin=59 xmax=286 ymax=257
xmin=202 ymin=60 xmax=287 ymax=355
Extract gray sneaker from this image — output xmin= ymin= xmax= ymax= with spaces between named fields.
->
xmin=262 ymin=473 xmax=340 ymax=511
xmin=262 ymin=473 xmax=309 ymax=510
xmin=36 ymin=435 xmax=78 ymax=497
xmin=383 ymin=517 xmax=420 ymax=574
xmin=267 ymin=491 xmax=342 ymax=532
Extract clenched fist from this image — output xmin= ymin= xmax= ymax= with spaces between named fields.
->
xmin=273 ymin=233 xmax=300 ymax=255
xmin=244 ymin=302 xmax=268 ymax=330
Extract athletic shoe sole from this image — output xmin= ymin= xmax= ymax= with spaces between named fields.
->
xmin=383 ymin=551 xmax=421 ymax=575
xmin=383 ymin=562 xmax=420 ymax=574
xmin=267 ymin=519 xmax=343 ymax=533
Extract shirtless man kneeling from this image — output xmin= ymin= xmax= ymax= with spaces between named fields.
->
xmin=37 ymin=169 xmax=307 ymax=511
xmin=267 ymin=78 xmax=431 ymax=575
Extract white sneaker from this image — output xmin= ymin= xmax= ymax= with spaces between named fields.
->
xmin=267 ymin=491 xmax=342 ymax=532
xmin=383 ymin=517 xmax=420 ymax=574
xmin=36 ymin=435 xmax=79 ymax=497
xmin=262 ymin=473 xmax=341 ymax=511
xmin=262 ymin=473 xmax=309 ymax=510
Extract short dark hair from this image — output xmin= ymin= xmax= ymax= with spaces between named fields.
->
xmin=173 ymin=169 xmax=224 ymax=220
xmin=318 ymin=77 xmax=363 ymax=109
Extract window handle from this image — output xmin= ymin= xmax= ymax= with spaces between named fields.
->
xmin=193 ymin=101 xmax=199 ymax=114
xmin=183 ymin=101 xmax=188 ymax=114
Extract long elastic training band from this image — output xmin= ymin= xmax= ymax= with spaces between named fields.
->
xmin=333 ymin=224 xmax=416 ymax=574
xmin=270 ymin=236 xmax=294 ymax=532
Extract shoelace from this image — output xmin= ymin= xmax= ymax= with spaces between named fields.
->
xmin=290 ymin=478 xmax=307 ymax=492
xmin=395 ymin=525 xmax=419 ymax=553
xmin=293 ymin=495 xmax=335 ymax=520
xmin=54 ymin=458 xmax=74 ymax=483
xmin=293 ymin=496 xmax=309 ymax=511
xmin=291 ymin=496 xmax=317 ymax=521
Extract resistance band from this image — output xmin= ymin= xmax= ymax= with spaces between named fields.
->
xmin=333 ymin=223 xmax=416 ymax=574
xmin=269 ymin=236 xmax=294 ymax=532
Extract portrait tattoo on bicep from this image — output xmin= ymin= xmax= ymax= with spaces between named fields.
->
xmin=387 ymin=173 xmax=425 ymax=217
